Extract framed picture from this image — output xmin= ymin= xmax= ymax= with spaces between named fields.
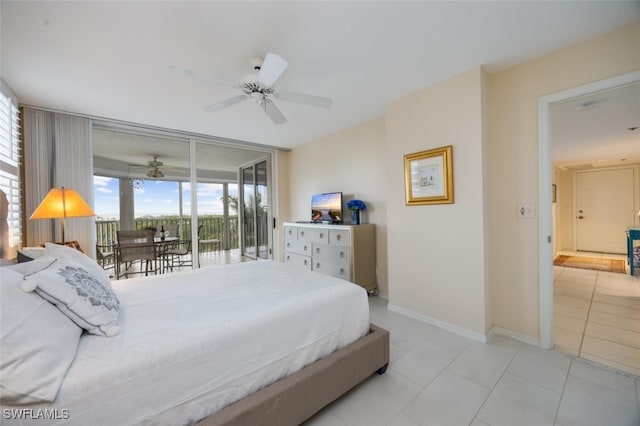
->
xmin=404 ymin=145 xmax=453 ymax=205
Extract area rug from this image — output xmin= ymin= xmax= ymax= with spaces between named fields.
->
xmin=553 ymin=255 xmax=627 ymax=274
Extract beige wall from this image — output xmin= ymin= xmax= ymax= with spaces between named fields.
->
xmin=488 ymin=22 xmax=640 ymax=338
xmin=386 ymin=67 xmax=489 ymax=337
xmin=287 ymin=21 xmax=640 ymax=341
xmin=288 ymin=117 xmax=388 ymax=295
xmin=274 ymin=150 xmax=290 ymax=262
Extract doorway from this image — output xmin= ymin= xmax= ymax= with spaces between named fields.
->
xmin=539 ymin=70 xmax=640 ymax=370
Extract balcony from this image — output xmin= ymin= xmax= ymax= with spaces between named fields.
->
xmin=96 ymin=215 xmax=239 ymax=257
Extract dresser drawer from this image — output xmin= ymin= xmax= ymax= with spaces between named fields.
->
xmin=284 ymin=252 xmax=312 ymax=271
xmin=312 ymin=244 xmax=350 ymax=261
xmin=298 ymin=227 xmax=329 ymax=244
xmin=284 ymin=239 xmax=312 ymax=256
xmin=329 ymin=229 xmax=350 ymax=247
xmin=284 ymin=225 xmax=298 ymax=240
xmin=312 ymin=258 xmax=351 ymax=281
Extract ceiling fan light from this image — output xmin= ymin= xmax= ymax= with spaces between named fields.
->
xmin=147 ymin=168 xmax=164 ymax=178
xmin=250 ymin=92 xmax=264 ymax=104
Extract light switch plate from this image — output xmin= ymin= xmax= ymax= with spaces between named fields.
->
xmin=517 ymin=203 xmax=536 ymax=219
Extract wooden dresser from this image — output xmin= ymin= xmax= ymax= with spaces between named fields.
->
xmin=283 ymin=222 xmax=376 ymax=293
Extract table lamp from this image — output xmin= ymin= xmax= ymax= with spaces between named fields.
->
xmin=30 ymin=187 xmax=95 ymax=244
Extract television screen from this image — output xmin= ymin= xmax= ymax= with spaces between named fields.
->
xmin=311 ymin=192 xmax=342 ymax=223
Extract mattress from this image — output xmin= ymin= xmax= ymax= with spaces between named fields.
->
xmin=3 ymin=260 xmax=369 ymax=425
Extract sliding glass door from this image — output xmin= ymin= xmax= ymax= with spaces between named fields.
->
xmin=239 ymin=158 xmax=271 ymax=259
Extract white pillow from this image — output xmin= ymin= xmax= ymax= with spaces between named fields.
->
xmin=5 ymin=255 xmax=60 ymax=276
xmin=0 ymin=267 xmax=82 ymax=404
xmin=44 ymin=242 xmax=112 ymax=289
xmin=17 ymin=246 xmax=46 ymax=262
xmin=22 ymin=257 xmax=122 ymax=337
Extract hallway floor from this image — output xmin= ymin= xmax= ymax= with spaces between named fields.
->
xmin=553 ymin=251 xmax=640 ymax=377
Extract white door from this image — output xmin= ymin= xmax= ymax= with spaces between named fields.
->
xmin=575 ymin=167 xmax=635 ymax=254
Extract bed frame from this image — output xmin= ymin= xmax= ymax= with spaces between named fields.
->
xmin=197 ymin=323 xmax=390 ymax=426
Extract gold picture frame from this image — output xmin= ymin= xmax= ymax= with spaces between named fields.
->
xmin=404 ymin=145 xmax=454 ymax=205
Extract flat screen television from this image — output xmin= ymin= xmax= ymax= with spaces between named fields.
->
xmin=311 ymin=192 xmax=343 ymax=223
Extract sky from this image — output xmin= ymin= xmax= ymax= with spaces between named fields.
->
xmin=93 ymin=176 xmax=238 ymax=220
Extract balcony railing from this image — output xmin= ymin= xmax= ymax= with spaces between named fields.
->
xmin=96 ymin=216 xmax=239 ymax=254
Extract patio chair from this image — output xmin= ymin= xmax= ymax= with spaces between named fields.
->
xmin=156 ymin=223 xmax=179 ymax=240
xmin=96 ymin=243 xmax=116 ymax=277
xmin=162 ymin=238 xmax=194 ymax=272
xmin=116 ymin=229 xmax=159 ymax=279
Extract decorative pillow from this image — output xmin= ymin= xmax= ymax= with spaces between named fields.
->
xmin=0 ymin=268 xmax=82 ymax=404
xmin=17 ymin=246 xmax=46 ymax=263
xmin=44 ymin=242 xmax=112 ymax=289
xmin=5 ymin=255 xmax=59 ymax=276
xmin=21 ymin=257 xmax=122 ymax=337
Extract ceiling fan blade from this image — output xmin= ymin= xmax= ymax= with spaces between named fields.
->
xmin=257 ymin=53 xmax=288 ymax=87
xmin=274 ymin=91 xmax=333 ymax=108
xmin=263 ymin=99 xmax=287 ymax=125
xmin=172 ymin=66 xmax=238 ymax=88
xmin=203 ymin=95 xmax=247 ymax=112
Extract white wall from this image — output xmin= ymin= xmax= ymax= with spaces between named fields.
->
xmin=385 ymin=67 xmax=489 ymax=337
xmin=288 ymin=117 xmax=388 ymax=295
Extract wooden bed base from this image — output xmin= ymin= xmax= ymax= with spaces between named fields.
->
xmin=197 ymin=323 xmax=390 ymax=426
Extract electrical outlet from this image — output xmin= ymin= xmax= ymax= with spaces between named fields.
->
xmin=517 ymin=203 xmax=536 ymax=219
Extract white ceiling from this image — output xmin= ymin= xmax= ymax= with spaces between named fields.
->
xmin=2 ymin=1 xmax=639 ymax=163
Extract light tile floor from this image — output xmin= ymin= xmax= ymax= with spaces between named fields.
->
xmin=306 ymin=297 xmax=640 ymax=426
xmin=553 ymin=251 xmax=640 ymax=376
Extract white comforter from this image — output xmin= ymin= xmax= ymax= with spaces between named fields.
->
xmin=6 ymin=260 xmax=369 ymax=425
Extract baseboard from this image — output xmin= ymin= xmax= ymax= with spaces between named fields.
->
xmin=488 ymin=326 xmax=540 ymax=347
xmin=387 ymin=304 xmax=488 ymax=343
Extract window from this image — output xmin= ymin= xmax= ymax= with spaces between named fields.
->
xmin=0 ymin=81 xmax=21 ymax=259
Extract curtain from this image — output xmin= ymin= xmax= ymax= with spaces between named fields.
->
xmin=23 ymin=107 xmax=95 ymax=257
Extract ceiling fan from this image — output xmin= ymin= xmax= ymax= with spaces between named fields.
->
xmin=173 ymin=52 xmax=333 ymax=125
xmin=129 ymin=155 xmax=175 ymax=179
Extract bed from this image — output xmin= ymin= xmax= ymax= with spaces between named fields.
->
xmin=0 ymin=249 xmax=389 ymax=426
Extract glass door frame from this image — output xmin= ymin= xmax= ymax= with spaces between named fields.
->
xmin=238 ymin=155 xmax=273 ymax=260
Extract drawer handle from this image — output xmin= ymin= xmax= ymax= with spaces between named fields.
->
xmin=286 ymin=255 xmax=290 ymax=261
xmin=320 ymin=232 xmax=324 ymax=238
xmin=316 ymin=247 xmax=320 ymax=253
xmin=286 ymin=242 xmax=290 ymax=248
xmin=316 ymin=262 xmax=320 ymax=269
xmin=301 ymin=231 xmax=305 ymax=236
xmin=304 ymin=259 xmax=308 ymax=265
xmin=339 ymin=251 xmax=344 ymax=258
xmin=339 ymin=268 xmax=345 ymax=275
xmin=336 ymin=235 xmax=341 ymax=241
xmin=304 ymin=245 xmax=308 ymax=251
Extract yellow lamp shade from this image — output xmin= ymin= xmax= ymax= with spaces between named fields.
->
xmin=30 ymin=187 xmax=95 ymax=244
xmin=30 ymin=187 xmax=95 ymax=220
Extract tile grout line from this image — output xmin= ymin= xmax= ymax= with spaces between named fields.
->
xmin=384 ymin=330 xmax=467 ymax=425
xmin=467 ymin=341 xmax=523 ymax=425
xmin=577 ymin=271 xmax=599 ymax=358
xmin=552 ymin=357 xmax=574 ymax=425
